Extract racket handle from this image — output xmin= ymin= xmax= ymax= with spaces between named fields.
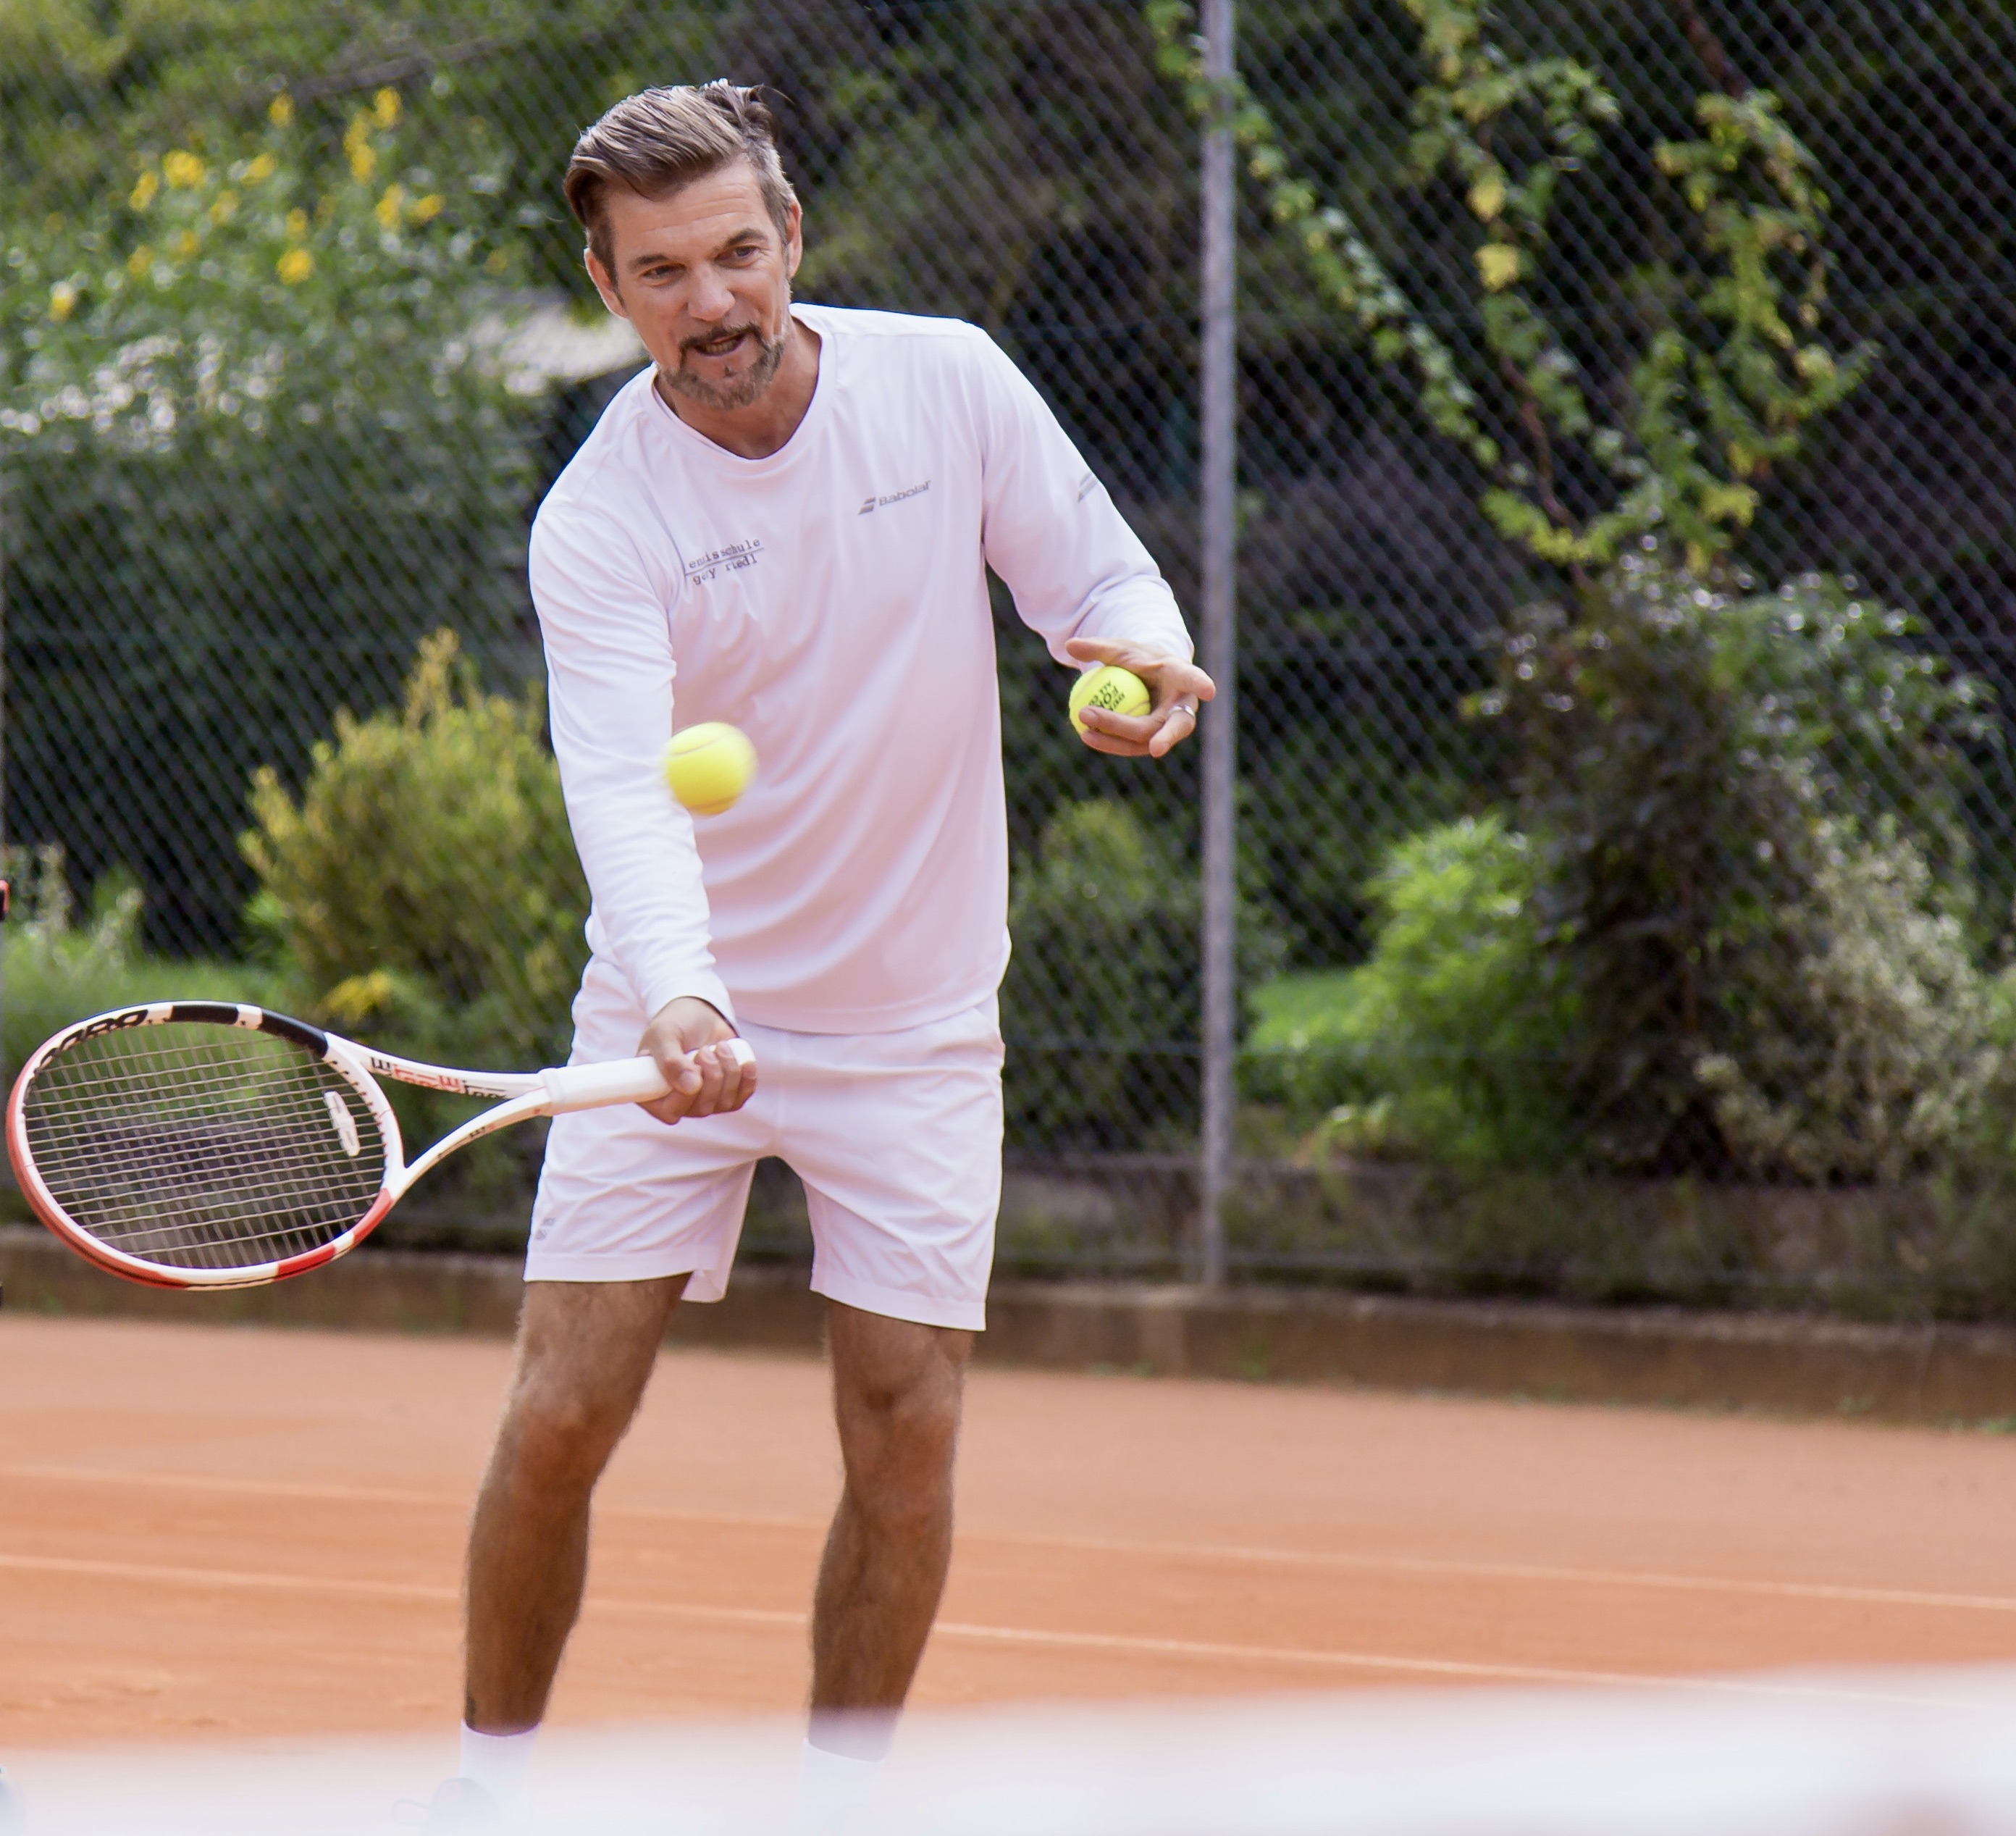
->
xmin=537 ymin=1039 xmax=756 ymax=1113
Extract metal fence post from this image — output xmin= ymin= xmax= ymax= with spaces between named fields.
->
xmin=1198 ymin=0 xmax=1238 ymax=1288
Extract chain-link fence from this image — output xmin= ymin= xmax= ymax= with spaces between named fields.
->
xmin=7 ymin=2 xmax=2016 ymax=1316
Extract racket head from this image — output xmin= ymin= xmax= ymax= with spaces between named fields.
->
xmin=6 ymin=1002 xmax=404 ymax=1290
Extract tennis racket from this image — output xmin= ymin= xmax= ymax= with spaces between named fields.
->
xmin=6 ymin=1001 xmax=755 ymax=1291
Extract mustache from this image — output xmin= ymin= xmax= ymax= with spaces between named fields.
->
xmin=680 ymin=324 xmax=767 ymax=358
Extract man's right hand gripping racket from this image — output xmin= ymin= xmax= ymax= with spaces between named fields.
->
xmin=5 ymin=1003 xmax=754 ymax=1289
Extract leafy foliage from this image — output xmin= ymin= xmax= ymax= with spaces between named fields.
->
xmin=2 ymin=87 xmax=521 ymax=444
xmin=1243 ymin=725 xmax=1474 ymax=967
xmin=1697 ymin=826 xmax=2013 ymax=1186
xmin=1 ymin=845 xmax=280 ymax=1080
xmin=1 ymin=91 xmax=535 ymax=947
xmin=1246 ymin=814 xmax=1576 ymax=1167
xmin=1004 ymin=800 xmax=1282 ymax=1150
xmin=1148 ymin=0 xmax=1871 ymax=576
xmin=242 ymin=632 xmax=588 ymax=1073
xmin=1479 ymin=552 xmax=1994 ymax=1173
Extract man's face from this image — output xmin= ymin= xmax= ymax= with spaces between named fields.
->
xmin=586 ymin=160 xmax=802 ymax=414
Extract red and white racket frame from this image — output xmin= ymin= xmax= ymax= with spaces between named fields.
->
xmin=5 ymin=1001 xmax=691 ymax=1291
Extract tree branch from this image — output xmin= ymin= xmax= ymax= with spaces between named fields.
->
xmin=1503 ymin=355 xmax=1575 ymax=537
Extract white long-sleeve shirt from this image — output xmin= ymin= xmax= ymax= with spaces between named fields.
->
xmin=529 ymin=303 xmax=1191 ymax=1035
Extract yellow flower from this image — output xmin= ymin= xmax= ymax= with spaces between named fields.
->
xmin=277 ymin=247 xmax=314 ymax=285
xmin=1475 ymin=243 xmax=1522 ymax=291
xmin=49 ymin=281 xmax=77 ymax=322
xmin=410 ymin=193 xmax=445 ymax=223
xmin=1467 ymin=175 xmax=1506 ymax=222
xmin=243 ymin=154 xmax=277 ymax=185
xmin=374 ymin=184 xmax=406 ymax=230
xmin=373 ymin=87 xmax=401 ymax=128
xmin=162 ymin=150 xmax=206 ymax=190
xmin=173 ymin=229 xmax=201 ymax=259
xmin=269 ymin=93 xmax=295 ymax=127
xmin=127 ymin=244 xmax=154 ymax=278
xmin=285 ymin=208 xmax=308 ymax=240
xmin=210 ymin=190 xmax=238 ymax=225
xmin=128 ymin=169 xmax=159 ymax=211
xmin=485 ymin=248 xmax=510 ymax=274
xmin=322 ymin=971 xmax=398 ymax=1028
xmin=342 ymin=112 xmax=377 ymax=182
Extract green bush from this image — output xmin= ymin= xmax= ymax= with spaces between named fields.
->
xmin=1 ymin=845 xmax=281 ymax=1080
xmin=1246 ymin=814 xmax=1577 ymax=1168
xmin=1480 ymin=552 xmax=1994 ymax=1175
xmin=1243 ymin=721 xmax=1477 ymax=969
xmin=1003 ymin=798 xmax=1281 ymax=1150
xmin=241 ymin=630 xmax=587 ymax=1074
xmin=1272 ymin=557 xmax=2009 ymax=1186
xmin=1697 ymin=826 xmax=2014 ymax=1186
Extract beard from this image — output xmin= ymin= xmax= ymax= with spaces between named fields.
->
xmin=659 ymin=320 xmax=789 ymax=412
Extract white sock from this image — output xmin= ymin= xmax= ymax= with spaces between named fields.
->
xmin=459 ymin=1723 xmax=537 ymax=1823
xmin=791 ymin=1738 xmax=886 ymax=1835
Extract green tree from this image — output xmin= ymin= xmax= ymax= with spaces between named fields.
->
xmin=2 ymin=87 xmax=534 ymax=948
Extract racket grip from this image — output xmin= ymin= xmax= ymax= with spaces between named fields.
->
xmin=537 ymin=1040 xmax=756 ymax=1113
xmin=539 ymin=1057 xmax=669 ymax=1111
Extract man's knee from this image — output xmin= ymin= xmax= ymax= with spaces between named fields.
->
xmin=501 ymin=1372 xmax=633 ymax=1485
xmin=491 ymin=1277 xmax=683 ymax=1493
xmin=829 ymin=1307 xmax=971 ymax=1514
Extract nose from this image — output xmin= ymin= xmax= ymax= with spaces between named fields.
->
xmin=687 ymin=263 xmax=736 ymax=325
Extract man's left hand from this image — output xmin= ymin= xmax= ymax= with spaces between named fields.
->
xmin=1064 ymin=637 xmax=1214 ymax=759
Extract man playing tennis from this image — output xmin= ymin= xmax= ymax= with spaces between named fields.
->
xmin=435 ymin=80 xmax=1208 ymax=1828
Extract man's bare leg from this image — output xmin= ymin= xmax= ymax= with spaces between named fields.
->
xmin=808 ymin=1300 xmax=973 ymax=1751
xmin=463 ymin=1274 xmax=686 ymax=1732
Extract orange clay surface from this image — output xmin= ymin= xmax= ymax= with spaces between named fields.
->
xmin=4 ymin=1311 xmax=2016 ymax=1748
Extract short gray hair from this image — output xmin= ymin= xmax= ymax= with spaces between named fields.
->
xmin=563 ymin=82 xmax=797 ymax=271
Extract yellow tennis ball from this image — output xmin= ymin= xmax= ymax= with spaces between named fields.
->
xmin=1068 ymin=663 xmax=1152 ymax=736
xmin=663 ymin=722 xmax=756 ymax=816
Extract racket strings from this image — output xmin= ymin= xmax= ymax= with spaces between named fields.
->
xmin=20 ymin=1024 xmax=390 ymax=1271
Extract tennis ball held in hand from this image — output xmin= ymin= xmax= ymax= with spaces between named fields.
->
xmin=1068 ymin=664 xmax=1152 ymax=737
xmin=663 ymin=722 xmax=757 ymax=816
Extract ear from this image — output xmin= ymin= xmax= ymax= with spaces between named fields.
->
xmin=584 ymin=246 xmax=630 ymax=321
xmin=782 ymin=196 xmax=804 ymax=282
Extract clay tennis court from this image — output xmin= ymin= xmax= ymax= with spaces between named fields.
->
xmin=4 ymin=1310 xmax=2016 ymax=1748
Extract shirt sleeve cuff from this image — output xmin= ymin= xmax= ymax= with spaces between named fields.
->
xmin=635 ymin=970 xmax=739 ymax=1034
xmin=1078 ymin=592 xmax=1194 ymax=663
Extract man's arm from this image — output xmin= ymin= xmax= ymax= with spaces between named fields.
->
xmin=529 ymin=503 xmax=755 ymax=1121
xmin=970 ymin=332 xmax=1214 ymax=758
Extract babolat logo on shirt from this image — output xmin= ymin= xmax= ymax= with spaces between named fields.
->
xmin=858 ymin=480 xmax=931 ymax=515
xmin=685 ymin=540 xmax=763 ymax=586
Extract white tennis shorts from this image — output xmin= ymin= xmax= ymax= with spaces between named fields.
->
xmin=526 ymin=957 xmax=1005 ymax=1330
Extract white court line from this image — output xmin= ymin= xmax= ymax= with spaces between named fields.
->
xmin=0 ymin=1463 xmax=810 ymax=1530
xmin=0 ymin=1550 xmax=1989 ymax=1707
xmin=5 ymin=1462 xmax=2013 ymax=1617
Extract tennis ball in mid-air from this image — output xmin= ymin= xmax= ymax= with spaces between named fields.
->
xmin=1068 ymin=664 xmax=1152 ymax=736
xmin=663 ymin=722 xmax=756 ymax=816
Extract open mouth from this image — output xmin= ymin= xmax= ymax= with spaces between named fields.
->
xmin=687 ymin=327 xmax=755 ymax=361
